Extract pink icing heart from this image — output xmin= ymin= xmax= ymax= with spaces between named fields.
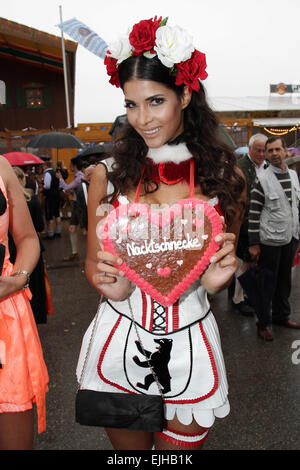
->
xmin=157 ymin=267 xmax=171 ymax=277
xmin=101 ymin=198 xmax=222 ymax=306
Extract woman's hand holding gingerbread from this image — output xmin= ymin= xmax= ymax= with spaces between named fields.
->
xmin=200 ymin=232 xmax=238 ymax=293
xmin=94 ymin=250 xmax=124 ymax=284
xmin=92 ymin=249 xmax=135 ymax=301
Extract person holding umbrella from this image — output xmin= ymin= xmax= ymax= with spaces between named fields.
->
xmin=248 ymin=136 xmax=300 ymax=340
xmin=42 ymin=161 xmax=62 ymax=239
xmin=56 ymin=158 xmax=84 ymax=261
xmin=75 ymin=164 xmax=96 ymax=234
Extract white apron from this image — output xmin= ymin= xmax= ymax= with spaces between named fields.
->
xmin=77 ymin=283 xmax=229 ymax=428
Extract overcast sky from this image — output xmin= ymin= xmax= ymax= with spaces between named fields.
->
xmin=1 ymin=0 xmax=300 ymax=124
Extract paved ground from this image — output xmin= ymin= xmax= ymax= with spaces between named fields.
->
xmin=33 ymin=221 xmax=300 ymax=450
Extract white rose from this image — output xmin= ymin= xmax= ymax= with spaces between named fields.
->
xmin=108 ymin=36 xmax=132 ymax=64
xmin=154 ymin=25 xmax=194 ymax=68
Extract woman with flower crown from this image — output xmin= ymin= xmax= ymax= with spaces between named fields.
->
xmin=77 ymin=16 xmax=245 ymax=450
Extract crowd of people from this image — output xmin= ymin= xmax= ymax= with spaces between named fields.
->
xmin=1 ymin=157 xmax=99 ymax=330
xmin=0 ymin=153 xmax=99 ymax=448
xmin=25 ymin=157 xmax=97 ymax=258
xmin=0 ymin=15 xmax=299 ymax=451
xmin=232 ymin=134 xmax=300 ymax=341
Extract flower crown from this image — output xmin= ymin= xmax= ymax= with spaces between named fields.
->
xmin=104 ymin=16 xmax=208 ymax=92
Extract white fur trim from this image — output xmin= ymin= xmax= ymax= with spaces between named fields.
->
xmin=147 ymin=143 xmax=192 ymax=164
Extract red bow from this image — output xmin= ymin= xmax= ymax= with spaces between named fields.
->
xmin=145 ymin=158 xmax=193 ymax=185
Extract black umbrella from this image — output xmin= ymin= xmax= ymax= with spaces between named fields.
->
xmin=73 ymin=142 xmax=114 ymax=161
xmin=109 ymin=114 xmax=128 ymax=138
xmin=28 ymin=132 xmax=85 ymax=149
xmin=38 ymin=154 xmax=51 ymax=161
xmin=238 ymin=265 xmax=276 ymax=328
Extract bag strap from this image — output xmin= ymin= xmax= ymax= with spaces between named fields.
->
xmin=135 ymin=167 xmax=145 ymax=203
xmin=189 ymin=158 xmax=195 ymax=198
xmin=78 ymin=295 xmax=104 ymax=390
xmin=127 ymin=297 xmax=164 ymax=399
xmin=82 ymin=181 xmax=88 ymax=205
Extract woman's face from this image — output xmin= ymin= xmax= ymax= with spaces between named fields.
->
xmin=123 ymin=79 xmax=189 ymax=148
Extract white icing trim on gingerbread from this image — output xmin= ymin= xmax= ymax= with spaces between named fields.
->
xmin=147 ymin=143 xmax=193 ymax=164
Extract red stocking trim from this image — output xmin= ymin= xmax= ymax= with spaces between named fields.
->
xmin=156 ymin=427 xmax=209 ymax=447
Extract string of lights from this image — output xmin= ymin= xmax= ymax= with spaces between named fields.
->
xmin=263 ymin=125 xmax=300 ymax=136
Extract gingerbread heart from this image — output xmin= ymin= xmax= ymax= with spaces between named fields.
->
xmin=101 ymin=198 xmax=223 ymax=306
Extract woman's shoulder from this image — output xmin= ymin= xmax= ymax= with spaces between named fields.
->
xmin=0 ymin=155 xmax=11 ymax=171
xmin=91 ymin=162 xmax=108 ymax=182
xmin=87 ymin=162 xmax=112 ymax=203
xmin=0 ymin=156 xmax=14 ymax=187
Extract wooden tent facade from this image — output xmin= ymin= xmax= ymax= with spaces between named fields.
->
xmin=0 ymin=17 xmax=77 ymax=131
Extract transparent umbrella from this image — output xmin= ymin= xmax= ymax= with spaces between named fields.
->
xmin=235 ymin=146 xmax=249 ymax=155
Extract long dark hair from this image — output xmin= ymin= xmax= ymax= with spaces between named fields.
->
xmin=106 ymin=54 xmax=245 ymax=225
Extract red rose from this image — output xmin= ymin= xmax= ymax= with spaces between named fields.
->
xmin=104 ymin=53 xmax=120 ymax=88
xmin=175 ymin=50 xmax=208 ymax=92
xmin=129 ymin=16 xmax=162 ymax=55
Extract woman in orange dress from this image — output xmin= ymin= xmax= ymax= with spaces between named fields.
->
xmin=0 ymin=156 xmax=48 ymax=449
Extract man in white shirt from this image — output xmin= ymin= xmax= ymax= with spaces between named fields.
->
xmin=43 ymin=162 xmax=62 ymax=239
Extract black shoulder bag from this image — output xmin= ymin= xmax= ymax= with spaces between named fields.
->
xmin=75 ymin=296 xmax=165 ymax=431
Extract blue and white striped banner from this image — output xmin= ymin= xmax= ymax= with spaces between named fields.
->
xmin=57 ymin=18 xmax=108 ymax=59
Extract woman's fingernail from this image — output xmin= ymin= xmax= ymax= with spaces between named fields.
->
xmin=215 ymin=235 xmax=222 ymax=242
xmin=210 ymin=256 xmax=217 ymax=263
xmin=117 ymin=258 xmax=123 ymax=265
